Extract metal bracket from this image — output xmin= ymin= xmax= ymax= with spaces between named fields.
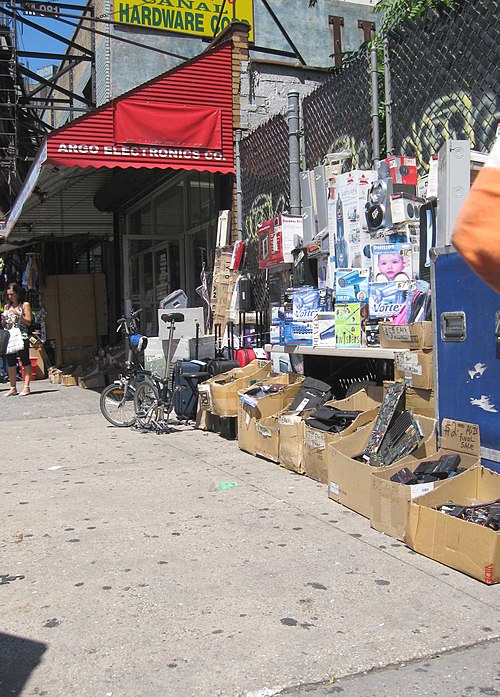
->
xmin=440 ymin=311 xmax=466 ymax=342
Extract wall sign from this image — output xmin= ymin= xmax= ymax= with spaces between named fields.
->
xmin=114 ymin=0 xmax=254 ymax=41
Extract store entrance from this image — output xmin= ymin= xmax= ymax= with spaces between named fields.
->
xmin=124 ymin=170 xmax=228 ymax=336
xmin=126 ymin=238 xmax=183 ymax=335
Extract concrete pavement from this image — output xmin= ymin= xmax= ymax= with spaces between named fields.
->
xmin=1 ymin=379 xmax=499 ymax=696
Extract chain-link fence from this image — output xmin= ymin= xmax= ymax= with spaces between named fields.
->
xmin=302 ymin=51 xmax=373 ymax=170
xmin=388 ymin=0 xmax=500 ymax=172
xmin=239 ymin=0 xmax=499 ymax=316
xmin=240 ymin=113 xmax=289 ymax=310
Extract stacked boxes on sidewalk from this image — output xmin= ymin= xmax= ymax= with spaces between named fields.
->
xmin=195 ymin=361 xmax=498 ymax=584
xmin=379 ymin=321 xmax=434 ymax=413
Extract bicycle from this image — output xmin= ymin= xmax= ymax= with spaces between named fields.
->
xmin=134 ymin=312 xmax=208 ymax=433
xmin=99 ymin=308 xmax=152 ymax=427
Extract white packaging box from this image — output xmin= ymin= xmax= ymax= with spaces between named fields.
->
xmin=329 ymin=170 xmax=377 ymax=269
xmin=313 ymin=312 xmax=336 ymax=347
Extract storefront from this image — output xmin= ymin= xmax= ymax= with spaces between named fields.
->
xmin=3 ymin=33 xmax=239 ymax=359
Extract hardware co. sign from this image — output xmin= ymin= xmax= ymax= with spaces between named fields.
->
xmin=114 ymin=0 xmax=254 ymax=40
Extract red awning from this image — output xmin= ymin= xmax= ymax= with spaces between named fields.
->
xmin=46 ymin=42 xmax=234 ymax=175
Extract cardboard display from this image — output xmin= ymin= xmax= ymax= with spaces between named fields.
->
xmin=379 ymin=321 xmax=433 ymax=349
xmin=394 ymin=349 xmax=434 ymax=389
xmin=237 ymin=374 xmax=304 ymax=457
xmin=405 ymin=466 xmax=500 ymax=584
xmin=327 ymin=415 xmax=437 ymax=518
xmin=370 ymin=419 xmax=481 ymax=541
xmin=303 ymin=389 xmax=383 ymax=484
xmin=207 ymin=360 xmax=272 ymax=417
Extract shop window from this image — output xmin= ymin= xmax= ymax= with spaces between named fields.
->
xmin=155 ymin=183 xmax=184 ymax=238
xmin=130 ymin=204 xmax=153 ymax=252
xmin=187 ymin=172 xmax=215 ymax=229
xmin=75 ymin=242 xmax=103 ymax=274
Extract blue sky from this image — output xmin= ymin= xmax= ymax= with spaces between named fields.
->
xmin=15 ymin=2 xmax=87 ymax=72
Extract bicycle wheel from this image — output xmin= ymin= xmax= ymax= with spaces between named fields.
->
xmin=100 ymin=381 xmax=137 ymax=427
xmin=134 ymin=379 xmax=160 ymax=428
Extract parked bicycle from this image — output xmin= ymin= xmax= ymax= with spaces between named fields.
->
xmin=99 ymin=308 xmax=152 ymax=427
xmin=134 ymin=312 xmax=208 ymax=433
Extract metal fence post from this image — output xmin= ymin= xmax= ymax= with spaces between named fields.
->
xmin=235 ymin=129 xmax=243 ymax=240
xmin=370 ymin=45 xmax=381 ymax=167
xmin=288 ymin=89 xmax=301 ymax=215
xmin=383 ymin=38 xmax=394 ymax=157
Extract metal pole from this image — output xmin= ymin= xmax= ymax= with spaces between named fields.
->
xmin=288 ymin=90 xmax=301 ymax=215
xmin=370 ymin=45 xmax=381 ymax=167
xmin=383 ymin=37 xmax=394 ymax=157
xmin=235 ymin=129 xmax=243 ymax=241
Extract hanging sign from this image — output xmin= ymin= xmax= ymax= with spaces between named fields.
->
xmin=113 ymin=0 xmax=254 ymax=41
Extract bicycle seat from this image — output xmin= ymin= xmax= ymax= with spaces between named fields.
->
xmin=161 ymin=312 xmax=185 ymax=323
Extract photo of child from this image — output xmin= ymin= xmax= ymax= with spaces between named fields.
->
xmin=372 ymin=243 xmax=412 ymax=282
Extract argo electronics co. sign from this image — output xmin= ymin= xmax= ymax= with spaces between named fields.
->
xmin=113 ymin=0 xmax=254 ymax=40
xmin=44 ymin=43 xmax=235 ymax=175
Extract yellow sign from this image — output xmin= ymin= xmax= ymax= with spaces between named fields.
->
xmin=114 ymin=0 xmax=254 ymax=41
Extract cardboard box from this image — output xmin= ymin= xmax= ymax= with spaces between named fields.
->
xmin=327 ymin=414 xmax=437 ymax=518
xmin=328 ymin=170 xmax=377 ymax=269
xmin=379 ymin=321 xmax=433 ymax=349
xmin=370 ymin=419 xmax=481 ymax=541
xmin=277 ymin=410 xmax=315 ymax=474
xmin=303 ymin=389 xmax=383 ymax=484
xmin=208 ymin=360 xmax=272 ymax=417
xmin=258 ymin=215 xmax=303 ymax=268
xmin=312 ymin=312 xmax=336 ymax=348
xmin=29 ymin=347 xmax=47 ymax=380
xmin=394 ymin=349 xmax=434 ymax=389
xmin=237 ymin=374 xmax=304 ymax=457
xmin=406 ymin=466 xmax=500 ymax=584
xmin=385 ymin=156 xmax=418 ymax=185
xmin=405 ymin=387 xmax=435 ymax=418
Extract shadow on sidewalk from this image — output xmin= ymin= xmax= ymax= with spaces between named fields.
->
xmin=0 ymin=631 xmax=47 ymax=696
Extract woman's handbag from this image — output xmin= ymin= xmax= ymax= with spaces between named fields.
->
xmin=6 ymin=327 xmax=24 ymax=354
xmin=0 ymin=328 xmax=9 ymax=355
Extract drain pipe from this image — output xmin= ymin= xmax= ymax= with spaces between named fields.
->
xmin=235 ymin=129 xmax=243 ymax=240
xmin=383 ymin=37 xmax=394 ymax=157
xmin=370 ymin=45 xmax=381 ymax=167
xmin=288 ymin=89 xmax=301 ymax=215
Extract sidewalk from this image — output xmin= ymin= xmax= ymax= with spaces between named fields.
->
xmin=0 ymin=382 xmax=499 ymax=697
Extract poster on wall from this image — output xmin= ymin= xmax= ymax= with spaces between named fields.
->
xmin=114 ymin=0 xmax=254 ymax=41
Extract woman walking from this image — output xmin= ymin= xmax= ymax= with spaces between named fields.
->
xmin=2 ymin=283 xmax=33 ymax=396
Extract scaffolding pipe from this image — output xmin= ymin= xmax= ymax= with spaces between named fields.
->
xmin=370 ymin=45 xmax=381 ymax=167
xmin=383 ymin=37 xmax=394 ymax=157
xmin=288 ymin=90 xmax=301 ymax=215
xmin=235 ymin=129 xmax=243 ymax=240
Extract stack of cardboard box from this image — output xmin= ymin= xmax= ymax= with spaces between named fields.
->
xmin=210 ymin=247 xmax=238 ymax=332
xmin=380 ymin=321 xmax=434 ymax=417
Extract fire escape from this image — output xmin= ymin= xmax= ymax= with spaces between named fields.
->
xmin=0 ymin=0 xmax=95 ymax=217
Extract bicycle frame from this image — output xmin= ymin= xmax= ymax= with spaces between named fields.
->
xmin=133 ymin=312 xmax=185 ymax=433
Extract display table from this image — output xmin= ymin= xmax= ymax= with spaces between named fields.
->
xmin=264 ymin=344 xmax=405 ymax=360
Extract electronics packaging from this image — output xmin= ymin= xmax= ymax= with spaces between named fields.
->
xmin=335 ymin=303 xmax=361 ymax=347
xmin=372 ymin=243 xmax=413 ymax=283
xmin=329 ymin=170 xmax=377 ymax=269
xmin=258 ymin=215 xmax=304 ymax=268
xmin=335 ymin=268 xmax=369 ymax=303
xmin=368 ymin=281 xmax=409 ymax=319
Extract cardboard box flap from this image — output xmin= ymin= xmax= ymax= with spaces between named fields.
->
xmin=440 ymin=419 xmax=481 ymax=457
